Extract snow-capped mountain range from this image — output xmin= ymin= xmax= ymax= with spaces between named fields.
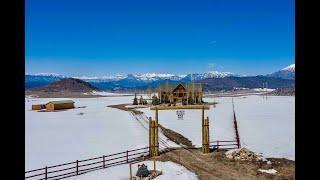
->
xmin=25 ymin=64 xmax=295 ymax=90
xmin=28 ymin=71 xmax=234 ymax=82
xmin=25 ymin=71 xmax=235 ymax=89
xmin=75 ymin=71 xmax=234 ymax=82
xmin=267 ymin=64 xmax=295 ymax=80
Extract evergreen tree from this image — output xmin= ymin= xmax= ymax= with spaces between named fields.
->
xmin=152 ymin=95 xmax=159 ymax=105
xmin=139 ymin=96 xmax=144 ymax=105
xmin=164 ymin=95 xmax=169 ymax=104
xmin=188 ymin=94 xmax=193 ymax=105
xmin=160 ymin=95 xmax=164 ymax=104
xmin=133 ymin=93 xmax=138 ymax=105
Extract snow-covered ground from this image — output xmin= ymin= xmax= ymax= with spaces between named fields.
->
xmin=26 ymin=94 xmax=294 ymax=179
xmin=26 ymin=96 xmax=143 ymax=170
xmin=140 ymin=95 xmax=295 ymax=160
xmin=214 ymin=96 xmax=294 ymax=160
xmin=88 ymin=91 xmax=134 ymax=96
xmin=252 ymin=88 xmax=275 ymax=92
xmin=67 ymin=161 xmax=198 ymax=180
xmin=25 ymin=96 xmax=177 ymax=171
xmin=258 ymin=168 xmax=277 ymax=174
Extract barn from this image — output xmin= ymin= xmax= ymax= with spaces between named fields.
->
xmin=32 ymin=104 xmax=46 ymax=110
xmin=45 ymin=100 xmax=75 ymax=111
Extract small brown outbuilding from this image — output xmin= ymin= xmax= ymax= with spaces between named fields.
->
xmin=32 ymin=104 xmax=46 ymax=110
xmin=45 ymin=100 xmax=75 ymax=111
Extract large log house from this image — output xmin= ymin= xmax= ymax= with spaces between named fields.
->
xmin=158 ymin=83 xmax=203 ymax=104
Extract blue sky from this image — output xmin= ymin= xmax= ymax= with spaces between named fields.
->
xmin=26 ymin=0 xmax=294 ymax=76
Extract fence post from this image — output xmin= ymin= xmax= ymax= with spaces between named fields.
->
xmin=155 ymin=107 xmax=159 ymax=156
xmin=129 ymin=163 xmax=132 ymax=180
xmin=202 ymin=116 xmax=210 ymax=154
xmin=76 ymin=160 xmax=79 ymax=175
xmin=149 ymin=117 xmax=152 ymax=156
xmin=126 ymin=150 xmax=129 ymax=163
xmin=150 ymin=121 xmax=155 ymax=157
xmin=217 ymin=140 xmax=219 ymax=152
xmin=45 ymin=166 xmax=47 ymax=180
xmin=201 ymin=106 xmax=205 ymax=153
xmin=103 ymin=155 xmax=105 ymax=168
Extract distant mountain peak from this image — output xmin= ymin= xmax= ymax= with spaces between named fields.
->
xmin=267 ymin=64 xmax=295 ymax=80
xmin=206 ymin=71 xmax=233 ymax=77
xmin=281 ymin=64 xmax=295 ymax=72
xmin=31 ymin=78 xmax=99 ymax=92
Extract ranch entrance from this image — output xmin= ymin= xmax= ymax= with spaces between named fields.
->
xmin=148 ymin=104 xmax=240 ymax=158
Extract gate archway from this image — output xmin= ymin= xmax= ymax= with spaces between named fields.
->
xmin=149 ymin=105 xmax=211 ymax=157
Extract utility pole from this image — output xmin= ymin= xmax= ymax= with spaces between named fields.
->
xmin=192 ymin=74 xmax=195 ymax=104
xmin=266 ymin=82 xmax=268 ymax=99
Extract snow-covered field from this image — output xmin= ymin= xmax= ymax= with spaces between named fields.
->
xmin=25 ymin=96 xmax=145 ymax=170
xmin=252 ymin=88 xmax=275 ymax=92
xmin=25 ymin=96 xmax=177 ymax=170
xmin=26 ymin=94 xmax=294 ymax=179
xmin=89 ymin=91 xmax=134 ymax=96
xmin=67 ymin=160 xmax=197 ymax=180
xmin=140 ymin=95 xmax=295 ymax=160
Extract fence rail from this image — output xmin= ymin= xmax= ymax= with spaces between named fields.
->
xmin=25 ymin=147 xmax=149 ymax=180
xmin=210 ymin=140 xmax=239 ymax=151
xmin=26 ymin=141 xmax=239 ymax=180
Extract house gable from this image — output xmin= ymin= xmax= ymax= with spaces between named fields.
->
xmin=172 ymin=83 xmax=187 ymax=93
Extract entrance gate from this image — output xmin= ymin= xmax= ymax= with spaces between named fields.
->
xmin=149 ymin=105 xmax=211 ymax=157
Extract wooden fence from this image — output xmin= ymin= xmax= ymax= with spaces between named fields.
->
xmin=25 ymin=147 xmax=149 ymax=180
xmin=210 ymin=140 xmax=239 ymax=151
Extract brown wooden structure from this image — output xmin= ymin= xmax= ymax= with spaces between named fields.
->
xmin=150 ymin=105 xmax=211 ymax=156
xmin=150 ymin=104 xmax=210 ymax=110
xmin=158 ymin=83 xmax=203 ymax=104
xmin=202 ymin=117 xmax=210 ymax=153
xmin=32 ymin=104 xmax=46 ymax=110
xmin=45 ymin=100 xmax=75 ymax=111
xmin=149 ymin=116 xmax=159 ymax=157
xmin=25 ymin=147 xmax=149 ymax=180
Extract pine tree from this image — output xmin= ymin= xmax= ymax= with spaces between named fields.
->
xmin=133 ymin=93 xmax=138 ymax=105
xmin=164 ymin=95 xmax=169 ymax=104
xmin=152 ymin=95 xmax=159 ymax=105
xmin=188 ymin=94 xmax=193 ymax=105
xmin=139 ymin=96 xmax=144 ymax=105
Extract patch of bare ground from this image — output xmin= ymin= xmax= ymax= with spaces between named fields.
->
xmin=107 ymin=104 xmax=145 ymax=115
xmin=108 ymin=104 xmax=195 ymax=148
xmin=158 ymin=124 xmax=194 ymax=148
xmin=155 ymin=149 xmax=294 ymax=180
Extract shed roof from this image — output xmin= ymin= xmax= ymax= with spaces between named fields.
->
xmin=46 ymin=100 xmax=75 ymax=105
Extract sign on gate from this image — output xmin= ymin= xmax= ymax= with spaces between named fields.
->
xmin=176 ymin=110 xmax=185 ymax=120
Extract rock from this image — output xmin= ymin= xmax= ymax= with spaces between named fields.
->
xmin=267 ymin=161 xmax=272 ymax=165
xmin=225 ymin=148 xmax=263 ymax=161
